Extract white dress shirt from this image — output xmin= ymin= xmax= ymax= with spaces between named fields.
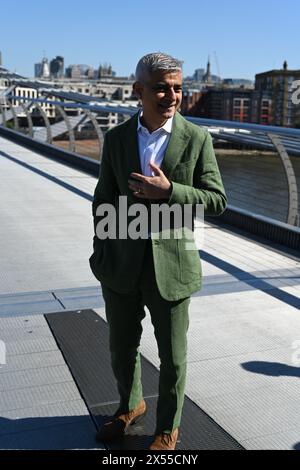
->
xmin=137 ymin=110 xmax=173 ymax=176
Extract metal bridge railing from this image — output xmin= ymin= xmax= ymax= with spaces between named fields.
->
xmin=0 ymin=95 xmax=299 ymax=227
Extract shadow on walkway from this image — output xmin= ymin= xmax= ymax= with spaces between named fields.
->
xmin=241 ymin=361 xmax=300 ymax=377
xmin=0 ymin=415 xmax=102 ymax=449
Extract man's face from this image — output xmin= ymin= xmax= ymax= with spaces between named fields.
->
xmin=134 ymin=70 xmax=183 ymax=124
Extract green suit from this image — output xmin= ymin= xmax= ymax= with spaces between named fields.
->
xmin=90 ymin=111 xmax=226 ymax=300
xmin=90 ymin=111 xmax=227 ymax=434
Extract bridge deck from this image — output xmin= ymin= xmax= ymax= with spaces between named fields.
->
xmin=0 ymin=136 xmax=299 ymax=450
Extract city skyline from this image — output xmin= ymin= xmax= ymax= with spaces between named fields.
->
xmin=1 ymin=0 xmax=299 ymax=80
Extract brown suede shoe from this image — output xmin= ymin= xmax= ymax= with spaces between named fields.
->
xmin=96 ymin=399 xmax=146 ymax=441
xmin=149 ymin=429 xmax=178 ymax=450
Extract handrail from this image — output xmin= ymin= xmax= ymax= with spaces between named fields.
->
xmin=0 ymin=124 xmax=299 ymax=249
xmin=7 ymin=95 xmax=300 ymax=138
xmin=1 ymin=94 xmax=299 ymax=228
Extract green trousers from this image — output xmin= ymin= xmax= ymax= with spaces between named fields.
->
xmin=101 ymin=239 xmax=190 ymax=434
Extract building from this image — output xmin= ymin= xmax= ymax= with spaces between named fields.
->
xmin=85 ymin=67 xmax=94 ymax=79
xmin=203 ymin=57 xmax=212 ymax=84
xmin=0 ymin=67 xmax=56 ymax=121
xmin=34 ymin=58 xmax=44 ymax=78
xmin=0 ymin=57 xmax=138 ymax=134
xmin=223 ymin=78 xmax=254 ymax=88
xmin=186 ymin=60 xmax=221 ymax=86
xmin=250 ymin=90 xmax=273 ymax=125
xmin=255 ymin=61 xmax=300 ymax=127
xmin=35 ymin=57 xmax=50 ymax=78
xmin=65 ymin=65 xmax=82 ymax=79
xmin=183 ymin=63 xmax=300 ymax=128
xmin=0 ymin=66 xmax=25 ymax=96
xmin=50 ymin=56 xmax=64 ymax=78
xmin=184 ymin=87 xmax=253 ymax=122
xmin=181 ymin=89 xmax=203 ymax=115
xmin=53 ymin=78 xmax=134 ymax=100
xmin=65 ymin=64 xmax=96 ymax=80
xmin=1 ymin=69 xmax=137 ymax=130
xmin=11 ymin=83 xmax=56 ymax=118
xmin=192 ymin=68 xmax=205 ymax=82
xmin=98 ymin=63 xmax=115 ymax=79
xmin=34 ymin=63 xmax=43 ymax=78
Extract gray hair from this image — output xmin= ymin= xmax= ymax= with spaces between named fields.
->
xmin=135 ymin=52 xmax=182 ymax=83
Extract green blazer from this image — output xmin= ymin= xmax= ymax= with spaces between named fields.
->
xmin=89 ymin=111 xmax=227 ymax=301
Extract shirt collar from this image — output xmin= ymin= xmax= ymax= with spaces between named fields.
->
xmin=137 ymin=109 xmax=173 ymax=135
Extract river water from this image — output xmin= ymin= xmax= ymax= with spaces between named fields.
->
xmin=216 ymin=151 xmax=300 ymax=226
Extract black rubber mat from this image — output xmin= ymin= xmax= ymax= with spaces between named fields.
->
xmin=46 ymin=309 xmax=243 ymax=450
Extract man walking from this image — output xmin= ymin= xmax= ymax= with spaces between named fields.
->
xmin=90 ymin=52 xmax=227 ymax=450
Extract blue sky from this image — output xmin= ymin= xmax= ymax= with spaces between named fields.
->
xmin=1 ymin=0 xmax=299 ymax=80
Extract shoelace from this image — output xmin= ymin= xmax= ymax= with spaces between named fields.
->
xmin=161 ymin=432 xmax=175 ymax=446
xmin=126 ymin=409 xmax=136 ymax=420
xmin=120 ymin=404 xmax=143 ymax=424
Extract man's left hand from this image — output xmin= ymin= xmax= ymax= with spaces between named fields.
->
xmin=128 ymin=162 xmax=172 ymax=200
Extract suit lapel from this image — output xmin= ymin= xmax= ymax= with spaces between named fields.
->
xmin=160 ymin=112 xmax=191 ymax=178
xmin=121 ymin=112 xmax=142 ymax=176
xmin=122 ymin=111 xmax=191 ymax=180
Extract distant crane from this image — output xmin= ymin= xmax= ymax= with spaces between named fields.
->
xmin=214 ymin=51 xmax=222 ymax=84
